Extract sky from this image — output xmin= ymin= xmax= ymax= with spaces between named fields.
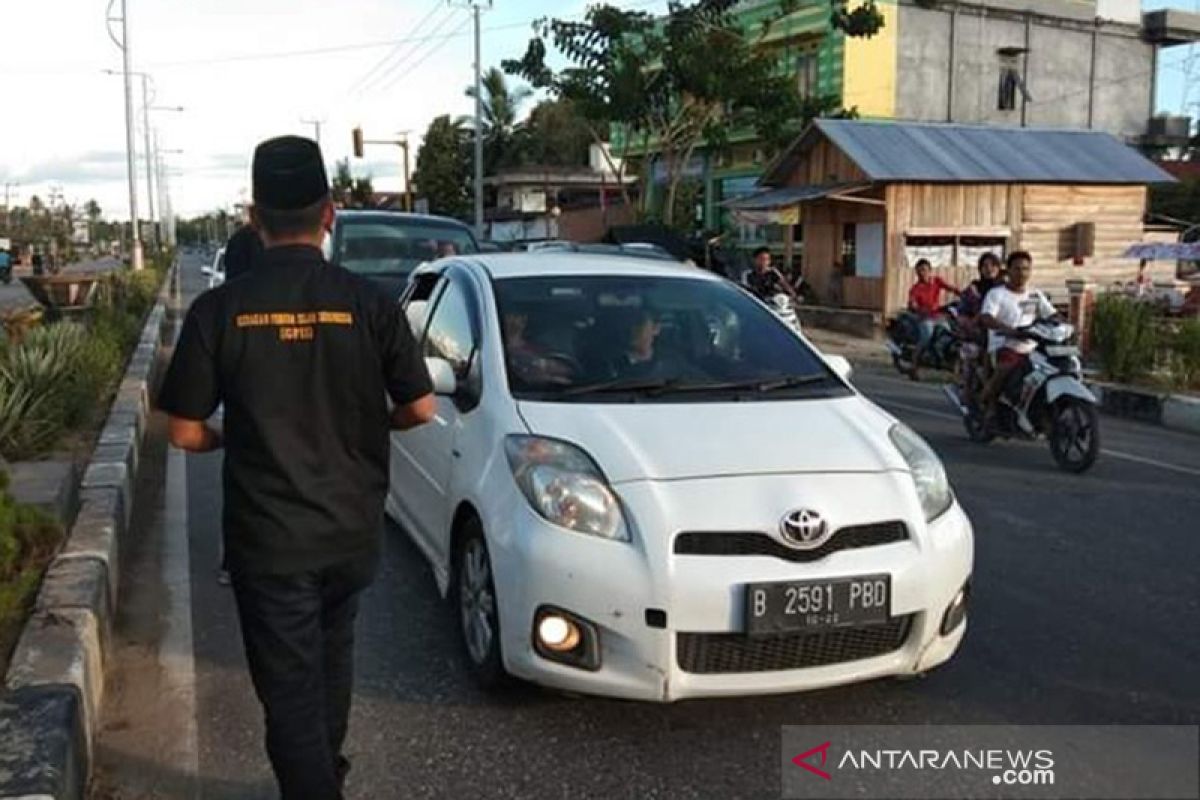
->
xmin=0 ymin=0 xmax=1197 ymax=221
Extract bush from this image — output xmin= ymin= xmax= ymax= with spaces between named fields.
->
xmin=1169 ymin=318 xmax=1200 ymax=390
xmin=0 ymin=470 xmax=63 ymax=663
xmin=0 ymin=264 xmax=162 ymax=461
xmin=1090 ymin=294 xmax=1160 ymax=384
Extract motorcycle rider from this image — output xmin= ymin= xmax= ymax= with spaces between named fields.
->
xmin=977 ymin=250 xmax=1057 ymax=429
xmin=957 ymin=252 xmax=1004 ymax=407
xmin=744 ymin=247 xmax=798 ymax=304
xmin=906 ymin=259 xmax=960 ymax=380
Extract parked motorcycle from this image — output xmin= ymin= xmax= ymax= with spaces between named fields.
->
xmin=885 ymin=306 xmax=961 ymax=379
xmin=943 ymin=319 xmax=1100 ymax=473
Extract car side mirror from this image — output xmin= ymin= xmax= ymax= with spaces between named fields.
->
xmin=425 ymin=357 xmax=458 ymax=396
xmin=826 ymin=354 xmax=853 ymax=382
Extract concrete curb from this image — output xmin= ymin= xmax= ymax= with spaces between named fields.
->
xmin=1088 ymin=382 xmax=1200 ymax=436
xmin=0 ymin=263 xmax=176 ymax=800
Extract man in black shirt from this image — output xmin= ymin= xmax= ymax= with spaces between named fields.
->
xmin=743 ymin=246 xmax=798 ymax=303
xmin=157 ymin=135 xmax=435 ymax=800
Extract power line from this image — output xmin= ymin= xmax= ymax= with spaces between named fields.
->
xmin=376 ymin=14 xmax=474 ymax=95
xmin=141 ymin=0 xmax=662 ymax=71
xmin=358 ymin=7 xmax=466 ymax=97
xmin=347 ymin=0 xmax=445 ymax=95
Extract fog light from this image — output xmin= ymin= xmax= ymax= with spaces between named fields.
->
xmin=940 ymin=582 xmax=970 ymax=636
xmin=531 ymin=606 xmax=601 ymax=671
xmin=537 ymin=615 xmax=581 ymax=652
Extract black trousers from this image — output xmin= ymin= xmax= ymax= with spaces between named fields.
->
xmin=232 ymin=551 xmax=378 ymax=800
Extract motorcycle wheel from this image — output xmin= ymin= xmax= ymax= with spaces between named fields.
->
xmin=1048 ymin=399 xmax=1100 ymax=474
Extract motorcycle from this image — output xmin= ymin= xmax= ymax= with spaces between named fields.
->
xmin=769 ymin=293 xmax=802 ymax=333
xmin=885 ymin=306 xmax=961 ymax=379
xmin=943 ymin=319 xmax=1101 ymax=473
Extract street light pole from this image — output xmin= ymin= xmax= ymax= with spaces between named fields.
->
xmin=108 ymin=0 xmax=143 ymax=270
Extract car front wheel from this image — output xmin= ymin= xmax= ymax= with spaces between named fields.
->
xmin=454 ymin=520 xmax=508 ymax=689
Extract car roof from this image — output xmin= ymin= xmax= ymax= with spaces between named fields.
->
xmin=334 ymin=209 xmax=473 ymax=231
xmin=426 ymin=252 xmax=720 ymax=282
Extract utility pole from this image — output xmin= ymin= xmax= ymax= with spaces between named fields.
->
xmin=451 ymin=0 xmax=491 ymax=237
xmin=107 ymin=0 xmax=143 ymax=270
xmin=471 ymin=2 xmax=487 ymax=238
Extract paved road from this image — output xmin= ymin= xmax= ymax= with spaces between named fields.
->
xmin=94 ymin=253 xmax=1200 ymax=799
xmin=0 ymin=256 xmax=123 ymax=312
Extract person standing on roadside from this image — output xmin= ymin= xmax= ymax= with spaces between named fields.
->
xmin=157 ymin=135 xmax=436 ymax=800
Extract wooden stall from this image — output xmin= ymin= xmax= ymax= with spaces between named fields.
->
xmin=730 ymin=119 xmax=1174 ymax=317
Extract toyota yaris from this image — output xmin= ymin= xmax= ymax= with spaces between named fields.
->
xmin=388 ymin=252 xmax=973 ymax=701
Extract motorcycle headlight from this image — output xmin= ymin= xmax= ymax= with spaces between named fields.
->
xmin=505 ymin=436 xmax=630 ymax=541
xmin=889 ymin=423 xmax=954 ymax=523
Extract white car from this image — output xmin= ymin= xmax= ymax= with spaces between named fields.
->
xmin=389 ymin=253 xmax=973 ymax=702
xmin=202 ymin=246 xmax=225 ymax=289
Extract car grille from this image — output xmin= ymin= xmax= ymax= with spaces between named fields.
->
xmin=673 ymin=522 xmax=908 ymax=564
xmin=676 ymin=616 xmax=913 ymax=675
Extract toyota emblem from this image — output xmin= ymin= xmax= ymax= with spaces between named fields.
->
xmin=779 ymin=509 xmax=830 ymax=550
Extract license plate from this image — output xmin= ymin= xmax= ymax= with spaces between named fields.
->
xmin=1046 ymin=345 xmax=1080 ymax=357
xmin=744 ymin=574 xmax=891 ymax=635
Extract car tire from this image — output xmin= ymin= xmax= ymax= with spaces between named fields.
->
xmin=453 ymin=519 xmax=509 ymax=690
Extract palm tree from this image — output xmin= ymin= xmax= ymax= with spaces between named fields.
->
xmin=464 ymin=67 xmax=533 ymax=174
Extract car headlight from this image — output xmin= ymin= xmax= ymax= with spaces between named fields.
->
xmin=889 ymin=423 xmax=953 ymax=522
xmin=505 ymin=435 xmax=630 ymax=541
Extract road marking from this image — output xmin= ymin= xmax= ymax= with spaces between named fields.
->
xmin=160 ymin=441 xmax=200 ymax=783
xmin=872 ymin=397 xmax=1200 ymax=478
xmin=1101 ymin=448 xmax=1200 ymax=478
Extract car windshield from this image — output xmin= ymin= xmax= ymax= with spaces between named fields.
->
xmin=334 ymin=218 xmax=477 ymax=277
xmin=494 ymin=275 xmax=847 ymax=403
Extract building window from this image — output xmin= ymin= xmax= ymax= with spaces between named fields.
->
xmin=841 ymin=223 xmax=857 ymax=276
xmin=796 ymin=47 xmax=820 ymax=100
xmin=998 ymin=51 xmax=1030 ymax=112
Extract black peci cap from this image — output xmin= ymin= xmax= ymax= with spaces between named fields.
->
xmin=252 ymin=136 xmax=329 ymax=210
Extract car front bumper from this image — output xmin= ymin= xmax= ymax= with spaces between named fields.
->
xmin=490 ymin=471 xmax=974 ymax=702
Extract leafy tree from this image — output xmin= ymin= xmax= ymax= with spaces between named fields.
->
xmin=505 ymin=0 xmax=877 ymax=227
xmin=84 ymin=199 xmax=102 ymax=223
xmin=464 ymin=67 xmax=533 ymax=174
xmin=523 ymin=99 xmax=593 ymax=168
xmin=414 ymin=115 xmax=471 ymax=219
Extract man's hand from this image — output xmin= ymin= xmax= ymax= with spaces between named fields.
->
xmin=390 ymin=393 xmax=437 ymax=431
xmin=167 ymin=416 xmax=223 ymax=452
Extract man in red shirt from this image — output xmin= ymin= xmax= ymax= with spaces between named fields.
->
xmin=906 ymin=259 xmax=961 ymax=379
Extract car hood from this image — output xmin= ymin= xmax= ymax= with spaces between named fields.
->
xmin=516 ymin=397 xmax=907 ymax=483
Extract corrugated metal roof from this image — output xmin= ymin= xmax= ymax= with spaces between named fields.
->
xmin=721 ymin=182 xmax=868 ymax=210
xmin=777 ymin=120 xmax=1175 ymax=185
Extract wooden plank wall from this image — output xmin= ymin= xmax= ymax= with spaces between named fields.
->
xmin=1018 ymin=185 xmax=1149 ymax=294
xmin=843 ymin=277 xmax=884 ymax=310
xmin=883 ymin=184 xmax=1018 ymax=315
xmin=801 ymin=197 xmax=886 ymax=306
xmin=789 ymin=139 xmax=868 ymax=186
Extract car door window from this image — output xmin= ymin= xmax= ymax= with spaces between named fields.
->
xmin=403 ymin=273 xmax=443 ymax=341
xmin=423 ymin=278 xmax=477 ymax=379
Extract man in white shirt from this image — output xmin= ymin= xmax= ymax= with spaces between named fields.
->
xmin=977 ymin=251 xmax=1057 ymax=424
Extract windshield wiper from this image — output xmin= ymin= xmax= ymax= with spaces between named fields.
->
xmin=650 ymin=373 xmax=831 ymax=395
xmin=559 ymin=377 xmax=674 ymax=397
xmin=557 ymin=373 xmax=830 ymax=398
